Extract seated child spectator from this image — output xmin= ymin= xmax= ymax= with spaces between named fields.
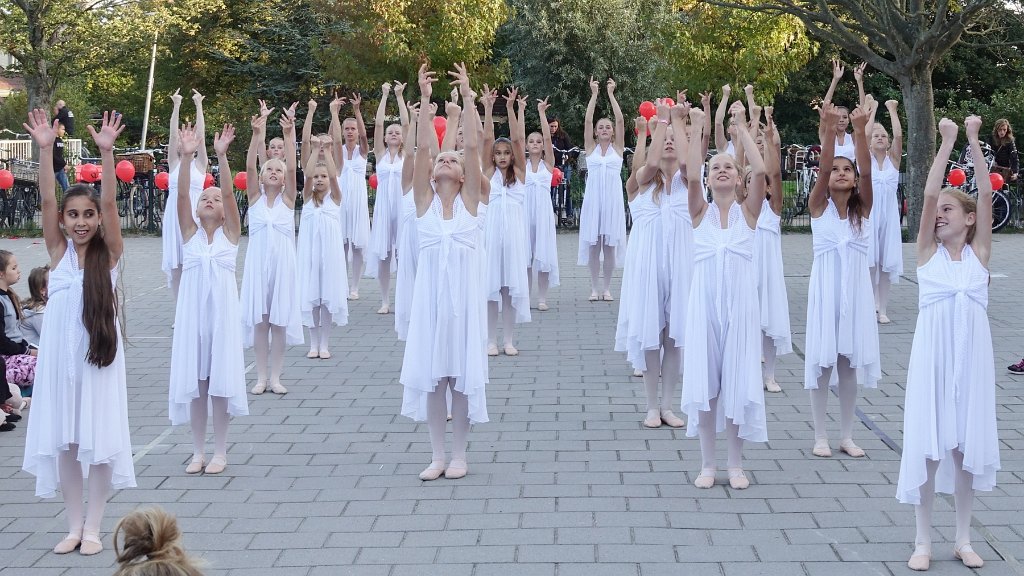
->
xmin=19 ymin=265 xmax=49 ymax=347
xmin=0 ymin=251 xmax=38 ymax=398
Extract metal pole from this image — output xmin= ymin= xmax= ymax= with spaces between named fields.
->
xmin=139 ymin=31 xmax=158 ymax=148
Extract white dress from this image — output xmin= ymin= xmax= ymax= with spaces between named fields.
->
xmin=834 ymin=133 xmax=856 ymax=160
xmin=368 ymin=151 xmax=404 ymax=271
xmin=340 ymin=145 xmax=371 ymax=253
xmin=755 ymin=199 xmax=792 ymax=355
xmin=23 ymin=240 xmax=136 ymax=498
xmin=395 ymin=190 xmax=419 ymax=340
xmin=485 ymin=172 xmax=531 ymax=323
xmin=615 ymin=185 xmax=669 ymax=370
xmin=871 ymin=155 xmax=904 ymax=284
xmin=681 ymin=203 xmax=766 ymax=443
xmin=297 ymin=194 xmax=349 ymax=327
xmin=804 ymin=199 xmax=881 ymax=389
xmin=524 ymin=161 xmax=560 ymax=286
xmin=239 ymin=194 xmax=304 ymax=347
xmin=160 ymin=163 xmax=204 ymax=285
xmin=400 ymin=195 xmax=488 ymax=424
xmin=664 ymin=172 xmax=694 ymax=346
xmin=577 ymin=146 xmax=627 ymax=266
xmin=896 ymin=245 xmax=999 ymax=504
xmin=168 ymin=227 xmax=248 ymax=425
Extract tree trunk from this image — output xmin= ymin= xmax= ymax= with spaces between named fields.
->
xmin=900 ymin=66 xmax=936 ymax=239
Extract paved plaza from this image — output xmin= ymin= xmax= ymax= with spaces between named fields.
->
xmin=0 ymin=230 xmax=1023 ymax=576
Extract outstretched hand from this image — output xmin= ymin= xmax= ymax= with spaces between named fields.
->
xmin=937 ymin=118 xmax=958 ymax=141
xmin=831 ymin=58 xmax=845 ymax=80
xmin=179 ymin=124 xmax=201 ymax=157
xmin=214 ymin=124 xmax=235 ymax=156
xmin=88 ymin=111 xmax=126 ymax=152
xmin=192 ymin=88 xmax=205 ymax=105
xmin=171 ymin=88 xmax=183 ymax=106
xmin=417 ymin=63 xmax=437 ymax=100
xmin=23 ymin=109 xmax=58 ymax=149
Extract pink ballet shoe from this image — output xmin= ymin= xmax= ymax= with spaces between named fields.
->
xmin=205 ymin=455 xmax=227 ymax=474
xmin=728 ymin=468 xmax=750 ymax=490
xmin=908 ymin=545 xmax=931 ymax=571
xmin=487 ymin=344 xmax=499 ymax=357
xmin=642 ymin=410 xmax=662 ymax=428
xmin=839 ymin=440 xmax=865 ymax=458
xmin=79 ymin=534 xmax=103 ymax=556
xmin=812 ymin=439 xmax=832 ymax=458
xmin=660 ymin=410 xmax=685 ymax=428
xmin=954 ymin=543 xmax=983 ymax=568
xmin=269 ymin=381 xmax=288 ymax=395
xmin=419 ymin=461 xmax=446 ymax=481
xmin=250 ymin=380 xmax=267 ymax=395
xmin=444 ymin=459 xmax=468 ymax=479
xmin=185 ymin=454 xmax=205 ymax=474
xmin=537 ymin=302 xmax=549 ymax=311
xmin=694 ymin=468 xmax=716 ymax=489
xmin=318 ymin=349 xmax=332 ymax=360
xmin=52 ymin=535 xmax=81 ymax=554
xmin=764 ymin=378 xmax=782 ymax=393
xmin=504 ymin=344 xmax=519 ymax=356
xmin=307 ymin=348 xmax=319 ymax=359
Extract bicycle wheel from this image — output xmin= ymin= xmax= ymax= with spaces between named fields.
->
xmin=131 ymin=184 xmax=147 ymax=228
xmin=992 ymin=190 xmax=1010 ymax=232
xmin=18 ymin=185 xmax=38 ymax=227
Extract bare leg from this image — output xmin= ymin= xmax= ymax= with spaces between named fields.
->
xmin=588 ymin=244 xmax=601 ymax=299
xmin=251 ymin=319 xmax=270 ymax=394
xmin=836 ymin=356 xmax=864 ymax=457
xmin=377 ymin=255 xmax=392 ymax=313
xmin=501 ymin=288 xmax=516 ymax=354
xmin=268 ymin=325 xmax=287 ymax=394
xmin=810 ymin=366 xmax=832 ymax=456
xmin=421 ymin=377 xmax=449 ymax=480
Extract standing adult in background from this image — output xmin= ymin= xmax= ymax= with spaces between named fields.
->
xmin=53 ymin=123 xmax=68 ymax=193
xmin=53 ymin=101 xmax=74 ymax=137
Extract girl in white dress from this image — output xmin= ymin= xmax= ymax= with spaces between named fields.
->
xmin=23 ymin=110 xmax=136 ymax=556
xmin=897 ymin=116 xmax=999 ymax=572
xmin=368 ymin=82 xmax=409 ymax=314
xmin=753 ymin=111 xmax=792 ymax=393
xmin=161 ymin=89 xmax=208 ymax=298
xmin=578 ymin=77 xmax=627 ymax=302
xmin=867 ymin=100 xmax=905 ymax=324
xmin=823 ymin=60 xmax=856 ymax=159
xmin=241 ymin=111 xmax=303 ymax=395
xmin=482 ymin=88 xmax=531 ymax=356
xmin=804 ymin=101 xmax=880 ymax=459
xmin=616 ymin=100 xmax=688 ymax=430
xmin=396 ymin=102 xmax=423 ymax=340
xmin=401 ymin=63 xmax=487 ymax=481
xmin=331 ymin=95 xmax=372 ymax=298
xmin=682 ymin=102 xmax=768 ymax=490
xmin=170 ymin=125 xmax=248 ymax=476
xmin=524 ymin=99 xmax=560 ymax=311
xmin=297 ymin=136 xmax=349 ymax=359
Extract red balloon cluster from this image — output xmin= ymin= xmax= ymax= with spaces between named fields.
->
xmin=115 ymin=160 xmax=136 ymax=183
xmin=155 ymin=171 xmax=170 ymax=191
xmin=947 ymin=168 xmax=966 ymax=187
xmin=78 ymin=163 xmax=100 ymax=183
xmin=638 ymin=101 xmax=656 ymax=120
xmin=990 ymin=172 xmax=1006 ymax=190
xmin=663 ymin=97 xmax=676 ymax=107
xmin=0 ymin=169 xmax=13 ymax=189
xmin=433 ymin=117 xmax=447 ymax=145
xmin=204 ymin=173 xmax=215 ymax=189
xmin=234 ymin=171 xmax=247 ymax=191
xmin=369 ymin=173 xmax=379 ymax=190
xmin=551 ymin=168 xmax=564 ymax=187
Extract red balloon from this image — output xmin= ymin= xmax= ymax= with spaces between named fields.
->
xmin=233 ymin=171 xmax=247 ymax=191
xmin=115 ymin=160 xmax=136 ymax=183
xmin=81 ymin=163 xmax=100 ymax=183
xmin=369 ymin=173 xmax=378 ymax=190
xmin=663 ymin=97 xmax=676 ymax=107
xmin=550 ymin=167 xmax=564 ymax=187
xmin=204 ymin=173 xmax=215 ymax=189
xmin=155 ymin=171 xmax=169 ymax=191
xmin=990 ymin=172 xmax=1005 ymax=190
xmin=947 ymin=168 xmax=966 ymax=187
xmin=638 ymin=101 xmax=656 ymax=120
xmin=433 ymin=116 xmax=447 ymax=144
xmin=0 ymin=169 xmax=12 ymax=189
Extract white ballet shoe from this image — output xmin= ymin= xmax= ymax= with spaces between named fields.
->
xmin=764 ymin=377 xmax=782 ymax=393
xmin=504 ymin=344 xmax=519 ymax=356
xmin=487 ymin=344 xmax=499 ymax=357
xmin=878 ymin=313 xmax=891 ymax=324
xmin=602 ymin=291 xmax=614 ymax=301
xmin=588 ymin=292 xmax=599 ymax=302
xmin=306 ymin=348 xmax=319 ymax=359
xmin=318 ymin=349 xmax=332 ymax=359
xmin=537 ymin=302 xmax=549 ymax=311
xmin=348 ymin=291 xmax=360 ymax=300
xmin=377 ymin=305 xmax=390 ymax=314
xmin=269 ymin=381 xmax=288 ymax=395
xmin=250 ymin=380 xmax=267 ymax=395
xmin=632 ymin=368 xmax=643 ymax=377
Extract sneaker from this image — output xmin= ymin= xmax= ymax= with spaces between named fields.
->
xmin=1008 ymin=358 xmax=1024 ymax=374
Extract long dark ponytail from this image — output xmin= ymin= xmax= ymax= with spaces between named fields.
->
xmin=63 ymin=185 xmax=118 ymax=367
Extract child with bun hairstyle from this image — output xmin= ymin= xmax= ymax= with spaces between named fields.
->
xmin=113 ymin=507 xmax=204 ymax=576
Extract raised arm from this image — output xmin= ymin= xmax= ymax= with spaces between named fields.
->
xmin=441 ymin=97 xmax=462 ymax=153
xmin=413 ymin=64 xmax=437 ymax=214
xmin=246 ymin=113 xmax=265 ymax=204
xmin=918 ymin=118 xmax=958 ymax=258
xmin=538 ymin=98 xmax=555 ymax=171
xmin=823 ymin=59 xmax=844 ymax=106
xmin=402 ymin=103 xmax=420 ymax=192
xmin=23 ymin=110 xmax=64 ymax=258
xmin=744 ymin=84 xmax=762 ymax=131
xmin=850 ymin=101 xmax=873 ymax=215
xmin=764 ymin=107 xmax=784 ymax=216
xmin=256 ymin=99 xmax=273 ymax=165
xmin=584 ymin=77 xmax=598 ymax=154
xmin=714 ymin=84 xmax=731 ymax=152
xmin=176 ymin=125 xmax=201 ymax=242
xmin=454 ymin=64 xmax=481 ymax=212
xmin=89 ymin=111 xmax=126 ymax=262
xmin=373 ymin=82 xmax=391 ymax=158
xmin=214 ymin=124 xmax=240 ymax=242
xmin=687 ymin=107 xmax=709 ymax=222
xmin=280 ymin=115 xmax=298 ymax=207
xmin=700 ymin=91 xmax=712 ymax=157
xmin=886 ymin=100 xmax=903 ymax=169
xmin=505 ymin=88 xmax=527 ymax=182
xmin=606 ymin=80 xmax=625 ymax=154
xmin=853 ymin=62 xmax=867 ymax=107
xmin=192 ymin=89 xmax=209 ymax=171
xmin=167 ymin=89 xmax=183 ymax=172
xmin=809 ymin=103 xmax=840 ymax=217
xmin=482 ymin=87 xmax=496 ymax=175
xmin=329 ymin=93 xmax=345 ymax=166
xmin=301 ymin=99 xmax=317 ymax=165
xmin=636 ymin=100 xmax=670 ymax=191
xmin=625 ymin=116 xmax=649 ymax=197
xmin=966 ymin=115 xmax=992 ymax=264
xmin=671 ymin=100 xmax=691 ymax=179
xmin=352 ymin=93 xmax=369 ymax=153
xmin=324 ymin=141 xmax=342 ymax=205
xmin=732 ymin=105 xmax=766 ymax=221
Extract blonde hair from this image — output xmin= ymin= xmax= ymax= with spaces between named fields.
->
xmin=939 ymin=187 xmax=978 ymax=245
xmin=259 ymin=158 xmax=287 ymax=184
xmin=113 ymin=507 xmax=204 ymax=576
xmin=308 ymin=162 xmax=329 ymax=206
xmin=707 ymin=153 xmax=744 ymax=201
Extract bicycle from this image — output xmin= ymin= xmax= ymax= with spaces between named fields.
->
xmin=0 ymin=156 xmax=41 ymax=229
xmin=551 ymin=146 xmax=583 ymax=228
xmin=948 ymin=142 xmax=1017 ymax=232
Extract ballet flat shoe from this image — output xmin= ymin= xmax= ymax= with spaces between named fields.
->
xmin=504 ymin=345 xmax=519 ymax=356
xmin=269 ymin=382 xmax=288 ymax=395
xmin=878 ymin=313 xmax=891 ymax=324
xmin=642 ymin=410 xmax=662 ymax=428
xmin=728 ymin=468 xmax=750 ymax=490
xmin=632 ymin=368 xmax=643 ymax=377
xmin=694 ymin=468 xmax=716 ymax=489
xmin=764 ymin=378 xmax=782 ymax=393
xmin=602 ymin=292 xmax=614 ymax=301
xmin=444 ymin=460 xmax=468 ymax=479
xmin=348 ymin=291 xmax=360 ymax=300
xmin=537 ymin=302 xmax=549 ymax=311
xmin=205 ymin=455 xmax=227 ymax=474
xmin=487 ymin=344 xmax=500 ymax=357
xmin=250 ymin=380 xmax=267 ymax=395
xmin=79 ymin=534 xmax=103 ymax=556
xmin=588 ymin=293 xmax=599 ymax=302
xmin=907 ymin=553 xmax=931 ymax=571
xmin=318 ymin=349 xmax=332 ymax=359
xmin=839 ymin=440 xmax=866 ymax=458
xmin=660 ymin=410 xmax=685 ymax=428
xmin=377 ymin=305 xmax=390 ymax=314
xmin=52 ymin=536 xmax=81 ymax=554
xmin=185 ymin=455 xmax=205 ymax=474
xmin=306 ymin=348 xmax=319 ymax=359
xmin=955 ymin=544 xmax=984 ymax=568
xmin=812 ymin=439 xmax=832 ymax=457
xmin=419 ymin=461 xmax=446 ymax=481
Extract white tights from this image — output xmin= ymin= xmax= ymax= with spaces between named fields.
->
xmin=914 ymin=450 xmax=976 ymax=553
xmin=588 ymin=241 xmax=616 ymax=295
xmin=253 ymin=317 xmax=286 ymax=386
xmin=696 ymin=396 xmax=745 ymax=470
xmin=58 ymin=444 xmax=112 ymax=539
xmin=427 ymin=378 xmax=470 ymax=465
xmin=642 ymin=328 xmax=681 ymax=412
xmin=527 ymin=267 xmax=551 ymax=305
xmin=810 ymin=355 xmax=859 ymax=443
xmin=872 ymin=267 xmax=892 ymax=316
xmin=488 ymin=288 xmax=516 ymax=348
xmin=308 ymin=305 xmax=334 ymax=353
xmin=170 ymin=267 xmax=182 ymax=302
xmin=378 ymin=254 xmax=393 ymax=308
xmin=761 ymin=333 xmax=777 ymax=382
xmin=190 ymin=379 xmax=230 ymax=459
xmin=347 ymin=244 xmax=365 ymax=295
